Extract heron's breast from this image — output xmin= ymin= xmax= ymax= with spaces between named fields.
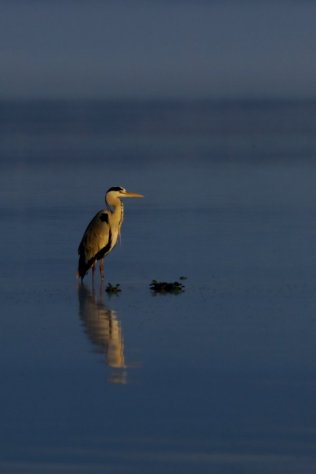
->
xmin=110 ymin=228 xmax=120 ymax=249
xmin=108 ymin=206 xmax=124 ymax=250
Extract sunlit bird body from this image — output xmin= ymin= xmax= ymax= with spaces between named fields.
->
xmin=77 ymin=186 xmax=144 ymax=281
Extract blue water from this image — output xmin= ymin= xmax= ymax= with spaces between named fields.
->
xmin=1 ymin=99 xmax=316 ymax=473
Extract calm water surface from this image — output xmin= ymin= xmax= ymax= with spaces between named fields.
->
xmin=1 ymin=100 xmax=316 ymax=473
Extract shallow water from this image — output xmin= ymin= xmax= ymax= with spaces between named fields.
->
xmin=1 ymin=100 xmax=316 ymax=473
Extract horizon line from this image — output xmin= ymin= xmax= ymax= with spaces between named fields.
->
xmin=1 ymin=95 xmax=316 ymax=103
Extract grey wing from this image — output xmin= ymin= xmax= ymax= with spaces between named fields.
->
xmin=78 ymin=210 xmax=111 ymax=263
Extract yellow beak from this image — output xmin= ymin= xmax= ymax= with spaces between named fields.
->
xmin=123 ymin=191 xmax=144 ymax=198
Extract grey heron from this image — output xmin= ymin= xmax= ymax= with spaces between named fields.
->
xmin=77 ymin=186 xmax=144 ymax=281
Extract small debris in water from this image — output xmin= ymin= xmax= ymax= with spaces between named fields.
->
xmin=105 ymin=283 xmax=122 ymax=295
xmin=150 ymin=279 xmax=185 ymax=294
xmin=179 ymin=276 xmax=188 ymax=281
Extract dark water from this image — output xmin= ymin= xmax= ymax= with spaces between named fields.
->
xmin=1 ymin=99 xmax=316 ymax=473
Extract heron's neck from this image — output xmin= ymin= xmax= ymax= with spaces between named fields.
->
xmin=106 ymin=196 xmax=124 ymax=227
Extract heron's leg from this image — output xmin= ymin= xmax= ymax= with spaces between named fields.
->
xmin=99 ymin=258 xmax=105 ymax=280
xmin=98 ymin=279 xmax=104 ymax=300
xmin=91 ymin=262 xmax=96 ymax=287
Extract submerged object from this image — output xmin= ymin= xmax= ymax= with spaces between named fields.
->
xmin=150 ymin=279 xmax=185 ymax=294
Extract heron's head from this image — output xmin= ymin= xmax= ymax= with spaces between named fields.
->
xmin=106 ymin=186 xmax=144 ymax=200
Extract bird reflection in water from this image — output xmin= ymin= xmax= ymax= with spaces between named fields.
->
xmin=78 ymin=284 xmax=127 ymax=384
